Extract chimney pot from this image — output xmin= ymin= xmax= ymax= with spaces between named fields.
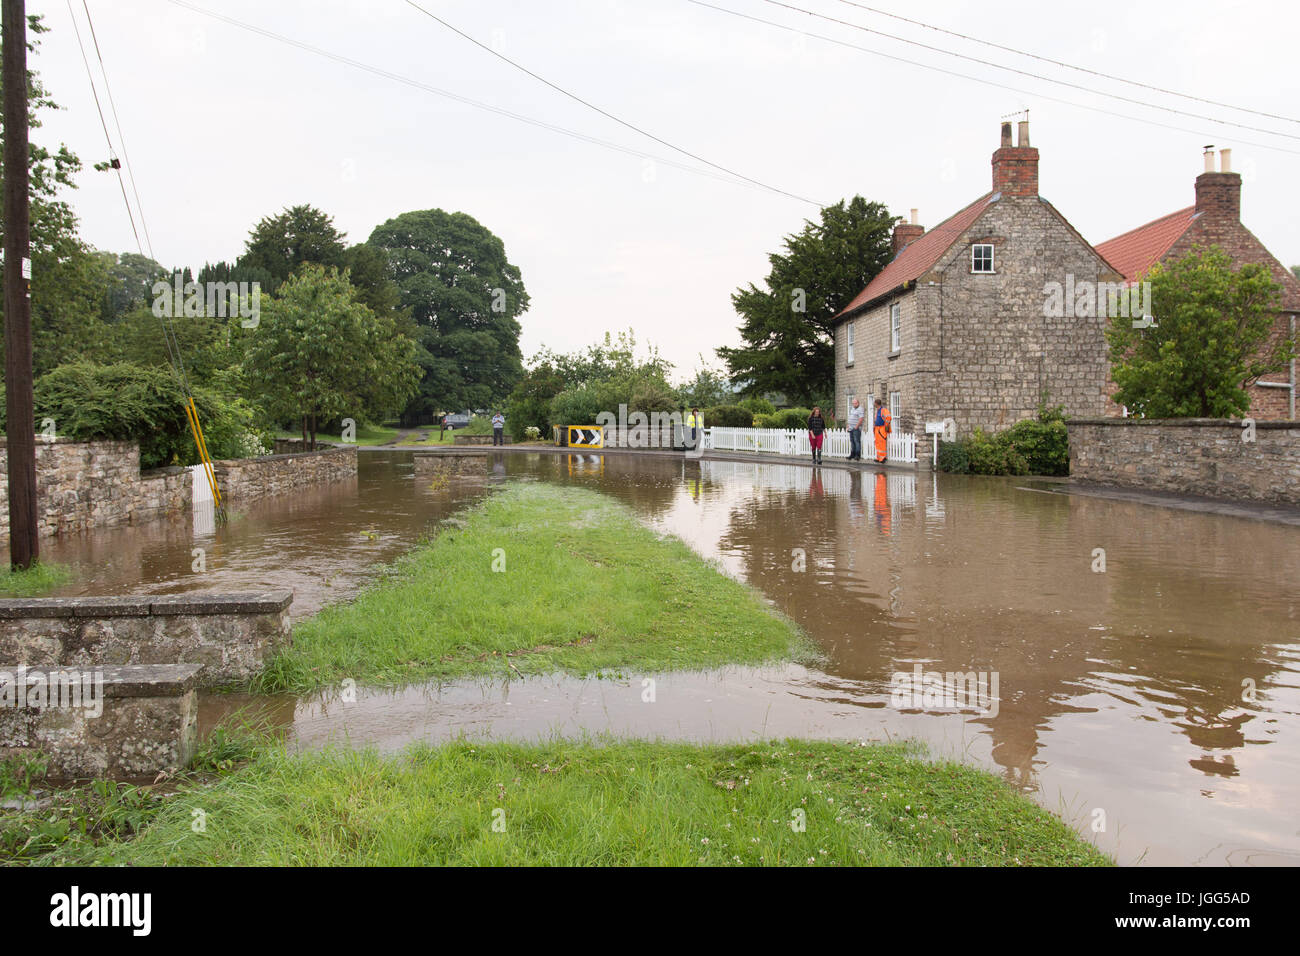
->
xmin=1017 ymin=120 xmax=1030 ymax=147
xmin=910 ymin=207 xmax=918 ymax=225
xmin=1219 ymin=148 xmax=1232 ymax=173
xmin=991 ymin=122 xmax=1039 ymax=197
xmin=1203 ymin=147 xmax=1215 ymax=173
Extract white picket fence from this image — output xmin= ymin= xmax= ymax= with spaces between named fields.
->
xmin=704 ymin=427 xmax=917 ymax=464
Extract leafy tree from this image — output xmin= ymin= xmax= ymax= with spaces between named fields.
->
xmin=505 ymin=360 xmax=565 ymax=441
xmin=26 ymin=361 xmax=264 ymax=469
xmin=0 ymin=16 xmax=115 ymax=376
xmin=1106 ymin=246 xmax=1293 ymax=417
xmin=368 ymin=209 xmax=528 ymax=423
xmin=679 ymin=360 xmax=735 ymax=408
xmin=238 ymin=205 xmax=346 ymax=291
xmin=99 ymin=251 xmax=166 ymax=321
xmin=243 ymin=265 xmax=420 ymax=447
xmin=718 ymin=196 xmax=895 ymax=403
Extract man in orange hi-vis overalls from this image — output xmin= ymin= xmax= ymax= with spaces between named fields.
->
xmin=873 ymin=398 xmax=891 ymax=463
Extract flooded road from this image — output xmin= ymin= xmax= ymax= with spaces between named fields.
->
xmin=42 ymin=450 xmax=1300 ymax=865
xmin=39 ymin=451 xmax=494 ymax=618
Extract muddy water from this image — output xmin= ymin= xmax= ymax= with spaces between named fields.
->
xmin=41 ymin=450 xmax=1299 ymax=865
xmin=38 ymin=451 xmax=496 ymax=617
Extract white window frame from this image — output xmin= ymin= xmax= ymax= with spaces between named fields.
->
xmin=846 ymin=322 xmax=855 ymax=365
xmin=971 ymin=243 xmax=995 ymax=273
xmin=889 ymin=303 xmax=901 ymax=353
xmin=889 ymin=391 xmax=901 ymax=424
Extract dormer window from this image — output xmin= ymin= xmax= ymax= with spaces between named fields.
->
xmin=972 ymin=243 xmax=995 ymax=273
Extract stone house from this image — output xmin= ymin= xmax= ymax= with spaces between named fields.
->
xmin=832 ymin=121 xmax=1118 ymax=464
xmin=1095 ymin=148 xmax=1299 ymax=420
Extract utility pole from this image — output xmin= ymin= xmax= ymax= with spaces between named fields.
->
xmin=3 ymin=0 xmax=38 ymax=569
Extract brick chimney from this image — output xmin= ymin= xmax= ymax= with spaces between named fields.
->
xmin=991 ymin=120 xmax=1039 ymax=197
xmin=892 ymin=207 xmax=924 ymax=255
xmin=1195 ymin=147 xmax=1240 ymax=220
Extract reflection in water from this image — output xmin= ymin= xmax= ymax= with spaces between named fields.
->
xmin=33 ymin=450 xmax=1300 ymax=865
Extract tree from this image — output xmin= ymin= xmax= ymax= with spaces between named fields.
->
xmin=679 ymin=359 xmax=735 ymax=408
xmin=0 ymin=15 xmax=115 ymax=377
xmin=1106 ymin=246 xmax=1293 ymax=417
xmin=238 ymin=204 xmax=347 ymax=291
xmin=718 ymin=196 xmax=895 ymax=403
xmin=367 ymin=209 xmax=528 ymax=423
xmin=99 ymin=251 xmax=166 ymax=321
xmin=243 ymin=265 xmax=420 ymax=447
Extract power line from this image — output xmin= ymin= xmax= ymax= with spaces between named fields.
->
xmin=686 ymin=0 xmax=1300 ymax=157
xmin=400 ymin=0 xmax=822 ymax=204
xmin=79 ymin=0 xmax=156 ymax=261
xmin=834 ymin=0 xmax=1300 ymax=126
xmin=163 ymin=0 xmax=823 ymax=205
xmin=760 ymin=0 xmax=1300 ymax=142
xmin=68 ymin=1 xmax=189 ymax=392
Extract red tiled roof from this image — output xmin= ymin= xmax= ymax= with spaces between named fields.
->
xmin=834 ymin=192 xmax=995 ymax=320
xmin=1094 ymin=207 xmax=1198 ymax=282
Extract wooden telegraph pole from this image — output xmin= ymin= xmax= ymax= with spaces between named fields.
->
xmin=3 ymin=0 xmax=38 ymax=569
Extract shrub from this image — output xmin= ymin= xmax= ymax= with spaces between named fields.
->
xmin=965 ymin=428 xmax=1029 ymax=476
xmin=701 ymin=405 xmax=753 ymax=428
xmin=936 ymin=440 xmax=969 ymax=474
xmin=999 ymin=415 xmax=1069 ymax=476
xmin=30 ymin=362 xmax=267 ymax=469
xmin=739 ymin=396 xmax=775 ymax=417
xmin=524 ymin=425 xmax=541 ymax=441
xmin=770 ymin=406 xmax=812 ymax=429
xmin=753 ymin=413 xmax=775 ymax=428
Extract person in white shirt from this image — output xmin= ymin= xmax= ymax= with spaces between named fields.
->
xmin=491 ymin=411 xmax=505 ymax=445
xmin=846 ymin=398 xmax=865 ymax=461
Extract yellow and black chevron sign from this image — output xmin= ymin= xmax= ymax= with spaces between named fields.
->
xmin=566 ymin=426 xmax=604 ymax=448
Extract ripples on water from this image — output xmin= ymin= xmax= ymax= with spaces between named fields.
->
xmin=43 ymin=450 xmax=1300 ymax=865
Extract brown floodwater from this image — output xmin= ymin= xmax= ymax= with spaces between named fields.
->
xmin=40 ymin=450 xmax=1300 ymax=866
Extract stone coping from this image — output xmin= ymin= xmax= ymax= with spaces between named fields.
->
xmin=0 ymin=590 xmax=293 ymax=620
xmin=215 ymin=445 xmax=353 ymax=465
xmin=1067 ymin=418 xmax=1298 ymax=429
xmin=0 ymin=663 xmax=204 ymax=697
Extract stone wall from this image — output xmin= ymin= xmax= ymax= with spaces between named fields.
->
xmin=1066 ymin=418 xmax=1300 ymax=506
xmin=413 ymin=450 xmax=491 ymax=476
xmin=0 ymin=439 xmax=189 ymax=540
xmin=0 ymin=663 xmax=201 ymax=779
xmin=213 ymin=445 xmax=357 ymax=502
xmin=0 ymin=591 xmax=293 ymax=686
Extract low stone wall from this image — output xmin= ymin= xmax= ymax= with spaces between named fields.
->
xmin=213 ymin=445 xmax=357 ymax=502
xmin=271 ymin=438 xmax=342 ymax=455
xmin=413 ymin=450 xmax=491 ymax=476
xmin=0 ymin=591 xmax=293 ymax=686
xmin=452 ymin=434 xmax=512 ymax=445
xmin=0 ymin=439 xmax=189 ymax=539
xmin=1066 ymin=418 xmax=1300 ymax=506
xmin=0 ymin=663 xmax=201 ymax=779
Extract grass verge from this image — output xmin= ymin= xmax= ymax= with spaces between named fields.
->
xmin=0 ymin=561 xmax=72 ymax=597
xmin=4 ymin=739 xmax=1110 ymax=866
xmin=255 ymin=482 xmax=816 ymax=693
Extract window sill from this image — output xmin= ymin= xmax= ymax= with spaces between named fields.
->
xmin=886 ymin=350 xmax=901 ymax=360
xmin=970 ymin=270 xmax=997 ymax=275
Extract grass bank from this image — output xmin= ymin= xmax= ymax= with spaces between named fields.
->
xmin=4 ymin=737 xmax=1109 ymax=866
xmin=0 ymin=561 xmax=72 ymax=597
xmin=256 ymin=482 xmax=815 ymax=693
xmin=275 ymin=423 xmax=401 ymax=446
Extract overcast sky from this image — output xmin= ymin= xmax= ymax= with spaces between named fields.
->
xmin=28 ymin=0 xmax=1300 ymax=382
